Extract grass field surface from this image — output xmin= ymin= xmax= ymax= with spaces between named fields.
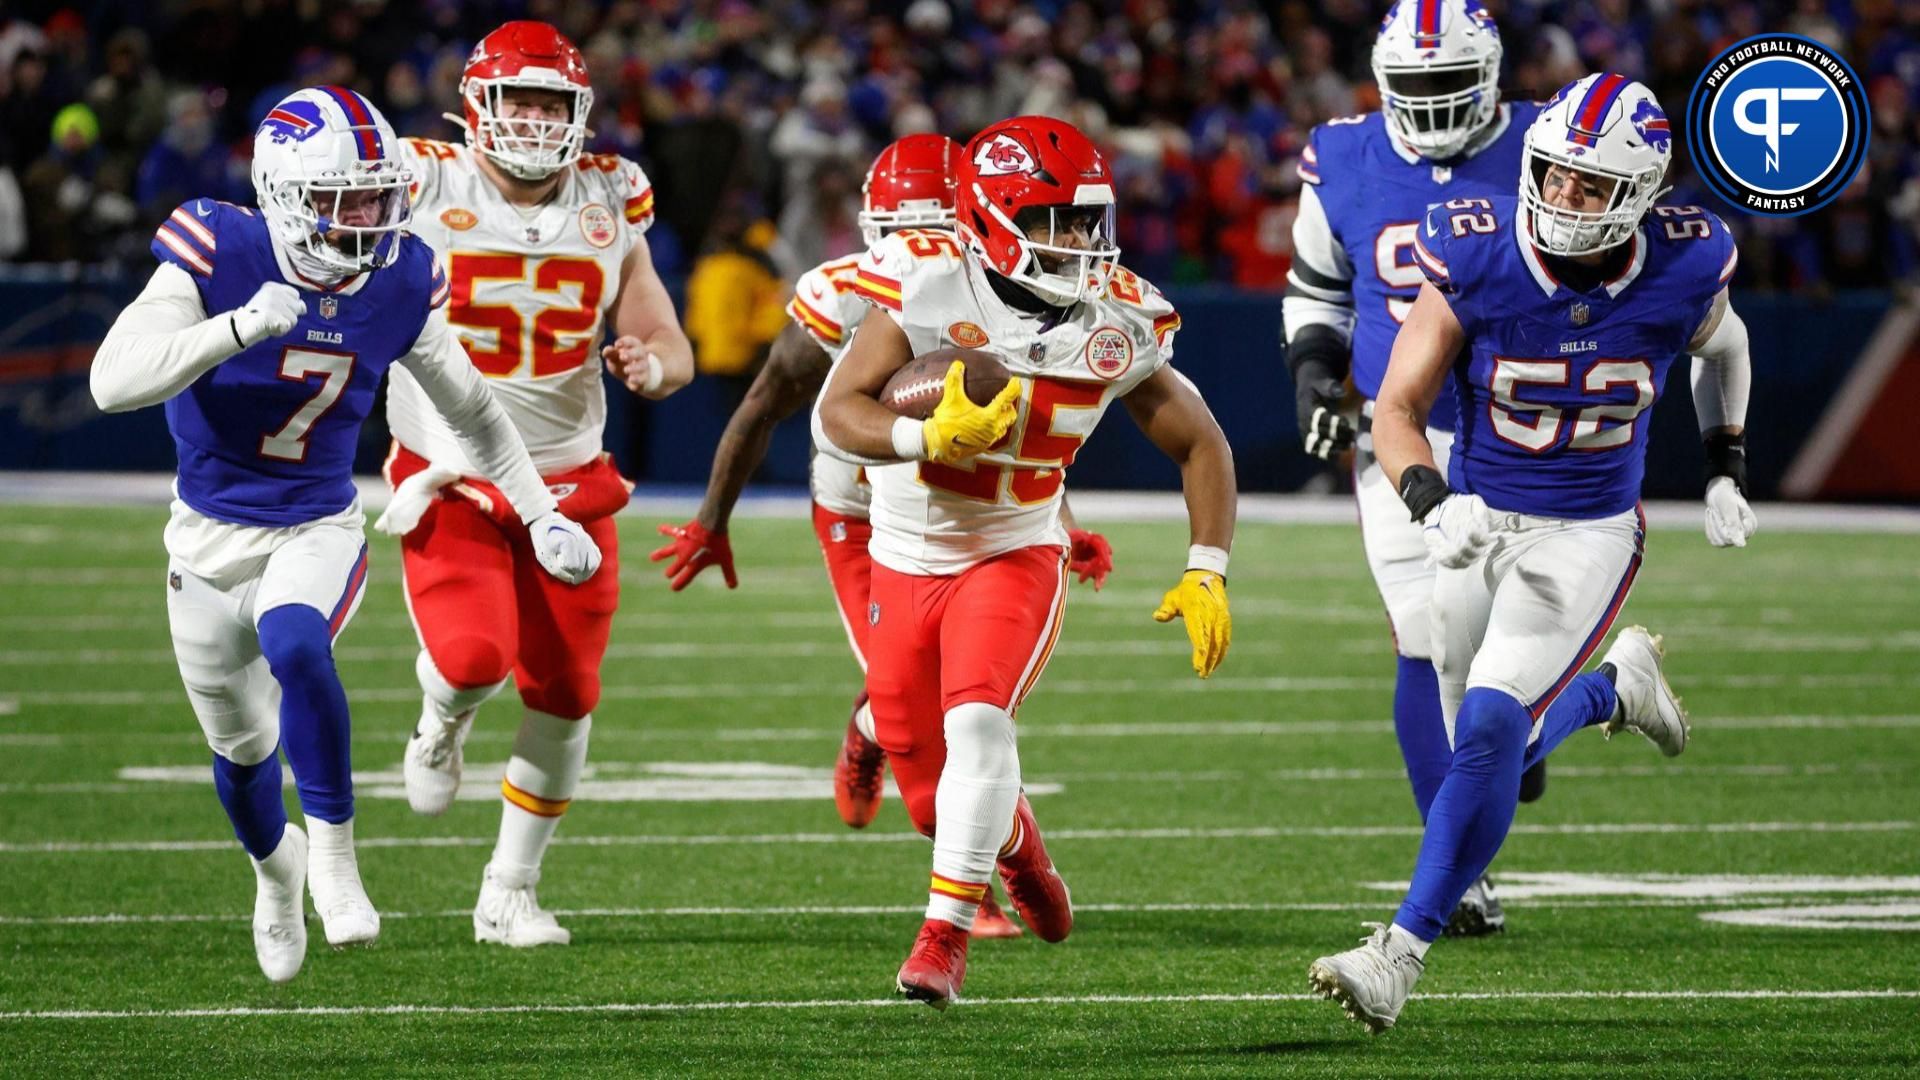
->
xmin=0 ymin=502 xmax=1915 ymax=1076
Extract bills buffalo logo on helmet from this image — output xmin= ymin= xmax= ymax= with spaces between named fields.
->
xmin=1630 ymin=98 xmax=1671 ymax=152
xmin=1085 ymin=326 xmax=1134 ymax=379
xmin=974 ymin=133 xmax=1037 ymax=176
xmin=261 ymin=100 xmax=327 ymax=144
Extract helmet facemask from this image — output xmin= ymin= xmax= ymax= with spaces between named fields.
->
xmin=1375 ymin=52 xmax=1501 ymax=160
xmin=464 ymin=78 xmax=592 ymax=180
xmin=983 ymin=198 xmax=1118 ymax=305
xmin=260 ymin=160 xmax=413 ymax=275
xmin=1520 ymin=146 xmax=1666 ymax=257
xmin=858 ymin=199 xmax=952 ymax=247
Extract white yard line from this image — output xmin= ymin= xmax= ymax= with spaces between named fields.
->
xmin=0 ymin=896 xmax=1872 ymax=928
xmin=2 ymin=988 xmax=1915 ymax=1021
xmin=0 ymin=820 xmax=1909 ymax=855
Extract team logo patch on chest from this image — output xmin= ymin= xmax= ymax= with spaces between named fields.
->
xmin=440 ymin=208 xmax=478 ymax=231
xmin=579 ymin=204 xmax=617 ymax=248
xmin=318 ymin=295 xmax=338 ymax=320
xmin=1084 ymin=326 xmax=1134 ymax=380
xmin=1570 ymin=300 xmax=1591 ymax=326
xmin=947 ymin=321 xmax=989 ymax=348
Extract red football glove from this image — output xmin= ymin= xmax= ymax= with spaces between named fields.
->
xmin=650 ymin=520 xmax=737 ymax=591
xmin=1068 ymin=528 xmax=1113 ymax=590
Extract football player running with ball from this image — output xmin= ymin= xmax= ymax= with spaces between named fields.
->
xmin=1308 ymin=75 xmax=1756 ymax=1032
xmin=88 ymin=87 xmax=600 ymax=983
xmin=815 ymin=116 xmax=1236 ymax=1008
xmin=654 ymin=136 xmax=1111 ymax=887
xmin=1286 ymin=0 xmax=1549 ymax=937
xmin=377 ymin=21 xmax=693 ymax=947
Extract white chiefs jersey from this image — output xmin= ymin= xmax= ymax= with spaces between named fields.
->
xmin=850 ymin=228 xmax=1180 ymax=574
xmin=387 ymin=138 xmax=654 ymax=475
xmin=788 ymin=252 xmax=874 ymax=518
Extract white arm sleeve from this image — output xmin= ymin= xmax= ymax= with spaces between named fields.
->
xmin=395 ymin=307 xmax=558 ymax=523
xmin=1282 ymin=183 xmax=1356 ymax=345
xmin=1689 ymin=292 xmax=1750 ymax=431
xmin=810 ymin=353 xmax=908 ymax=467
xmin=90 ymin=263 xmax=246 ymax=413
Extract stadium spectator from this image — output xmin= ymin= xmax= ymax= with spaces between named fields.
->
xmin=22 ymin=103 xmax=136 ymax=262
xmin=134 ymin=89 xmax=247 ymax=224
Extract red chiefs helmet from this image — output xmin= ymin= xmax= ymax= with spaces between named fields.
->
xmin=458 ymin=21 xmax=593 ymax=180
xmin=955 ymin=116 xmax=1120 ymax=304
xmin=859 ymin=133 xmax=961 ymax=246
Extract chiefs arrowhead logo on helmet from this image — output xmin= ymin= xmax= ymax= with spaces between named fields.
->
xmin=973 ymin=133 xmax=1037 ymax=177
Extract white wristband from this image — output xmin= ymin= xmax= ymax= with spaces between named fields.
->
xmin=890 ymin=415 xmax=928 ymax=461
xmin=1187 ymin=544 xmax=1230 ymax=577
xmin=640 ymin=353 xmax=664 ymax=394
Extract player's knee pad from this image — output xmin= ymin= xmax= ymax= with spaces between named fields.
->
xmin=505 ymin=709 xmax=591 ymax=801
xmin=941 ymin=701 xmax=1019 ymax=779
xmin=1452 ymin=687 xmax=1531 ymax=770
xmin=255 ymin=605 xmax=336 ymax=688
xmin=205 ymin=720 xmax=280 ymax=767
xmin=417 ymin=649 xmax=507 ymax=715
xmin=518 ymin=669 xmax=600 ymax=721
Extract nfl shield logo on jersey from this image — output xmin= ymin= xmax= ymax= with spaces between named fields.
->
xmin=868 ymin=601 xmax=881 ymax=626
xmin=1028 ymin=341 xmax=1047 ymax=363
xmin=1570 ymin=300 xmax=1590 ymax=326
xmin=318 ymin=295 xmax=338 ymax=319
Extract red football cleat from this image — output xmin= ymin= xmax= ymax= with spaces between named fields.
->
xmin=833 ymin=692 xmax=886 ymax=828
xmin=969 ymin=887 xmax=1025 ymax=940
xmin=996 ymin=793 xmax=1073 ymax=943
xmin=896 ymin=918 xmax=970 ymax=1009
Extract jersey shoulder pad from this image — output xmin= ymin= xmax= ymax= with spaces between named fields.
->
xmin=382 ymin=233 xmax=446 ymax=312
xmin=1505 ymin=99 xmax=1546 ymax=130
xmin=1414 ymin=194 xmax=1512 ymax=295
xmin=1647 ymin=203 xmax=1737 ymax=297
xmin=1301 ymin=113 xmax=1380 ymax=188
xmin=400 ymin=137 xmax=465 ymax=202
xmin=574 ymin=152 xmax=654 ymax=233
xmin=851 ymin=228 xmax=968 ymax=314
xmin=150 ymin=198 xmax=235 ymax=278
xmin=787 ymin=255 xmax=863 ymax=347
xmin=1103 ymin=264 xmax=1180 ymax=353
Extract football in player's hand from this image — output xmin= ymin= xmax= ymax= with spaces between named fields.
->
xmin=879 ymin=348 xmax=1012 ymax=419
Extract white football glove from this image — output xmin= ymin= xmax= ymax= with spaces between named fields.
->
xmin=1422 ymin=493 xmax=1496 ymax=569
xmin=372 ymin=465 xmax=460 ymax=537
xmin=1703 ymin=475 xmax=1757 ymax=548
xmin=230 ymin=282 xmax=306 ymax=347
xmin=529 ymin=509 xmax=602 ymax=585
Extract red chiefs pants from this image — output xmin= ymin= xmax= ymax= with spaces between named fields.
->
xmin=864 ymin=545 xmax=1068 ymax=834
xmin=390 ymin=447 xmax=623 ymax=721
xmin=811 ymin=503 xmax=874 ymax=670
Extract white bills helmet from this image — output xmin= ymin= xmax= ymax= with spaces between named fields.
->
xmin=1521 ymin=74 xmax=1674 ymax=257
xmin=252 ymin=87 xmax=413 ymax=277
xmin=1371 ymin=0 xmax=1504 ymax=160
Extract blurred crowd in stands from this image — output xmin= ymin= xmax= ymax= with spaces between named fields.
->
xmin=1 ymin=0 xmax=1914 ymax=307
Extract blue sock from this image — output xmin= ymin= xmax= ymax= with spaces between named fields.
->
xmin=1393 ymin=687 xmax=1530 ymax=941
xmin=212 ymin=750 xmax=288 ymax=860
xmin=257 ymin=605 xmax=354 ymax=824
xmin=1523 ymin=671 xmax=1618 ymax=772
xmin=1393 ymin=655 xmax=1451 ymax=822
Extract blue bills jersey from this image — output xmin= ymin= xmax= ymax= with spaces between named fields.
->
xmin=1300 ymin=102 xmax=1540 ymax=430
xmin=1412 ymin=195 xmax=1737 ymax=519
xmin=150 ymin=199 xmax=448 ymax=527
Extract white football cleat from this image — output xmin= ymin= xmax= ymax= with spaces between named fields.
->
xmin=1309 ymin=923 xmax=1425 ymax=1033
xmin=306 ymin=817 xmax=380 ymax=946
xmin=403 ymin=699 xmax=476 ymax=816
xmin=474 ymin=863 xmax=571 ymax=948
xmin=250 ymin=824 xmax=308 ymax=983
xmin=1601 ymin=626 xmax=1689 ymax=757
xmin=1443 ymin=875 xmax=1506 ymax=938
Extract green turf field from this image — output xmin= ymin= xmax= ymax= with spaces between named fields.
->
xmin=0 ymin=504 xmax=1916 ymax=1077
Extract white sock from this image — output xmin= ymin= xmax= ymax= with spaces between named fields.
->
xmin=927 ymin=702 xmax=1021 ymax=924
xmin=305 ymin=815 xmax=356 ymax=866
xmin=492 ymin=709 xmax=590 ymax=876
xmin=1388 ymin=922 xmax=1433 ymax=960
xmin=852 ymin=697 xmax=878 ymax=743
xmin=416 ymin=650 xmax=506 ymax=729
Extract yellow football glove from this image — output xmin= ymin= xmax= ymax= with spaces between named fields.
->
xmin=1153 ymin=569 xmax=1231 ymax=678
xmin=922 ymin=361 xmax=1023 ymax=464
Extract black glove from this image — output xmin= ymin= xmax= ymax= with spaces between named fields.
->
xmin=1287 ymin=325 xmax=1354 ymax=461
